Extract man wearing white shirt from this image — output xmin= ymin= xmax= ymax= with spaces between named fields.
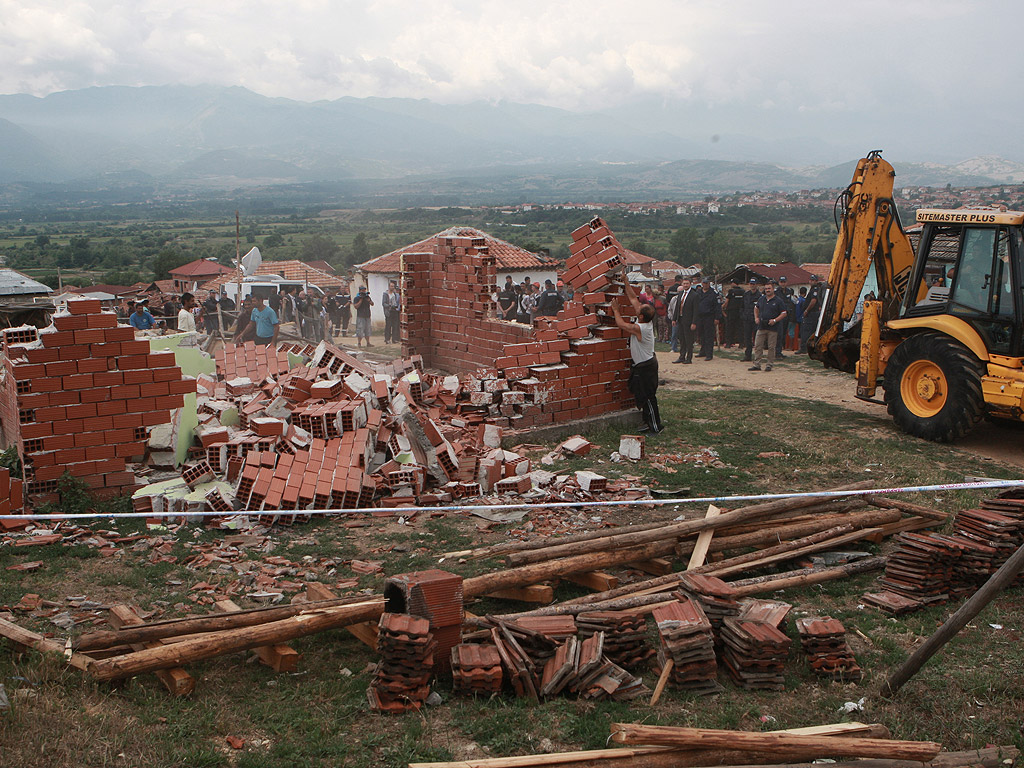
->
xmin=178 ymin=293 xmax=198 ymax=334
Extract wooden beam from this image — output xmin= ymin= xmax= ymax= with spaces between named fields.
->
xmin=304 ymin=583 xmax=378 ymax=648
xmin=484 ymin=585 xmax=555 ymax=604
xmin=566 ymin=571 xmax=620 ymax=592
xmin=0 ymin=617 xmax=95 ymax=673
xmin=631 ymin=559 xmax=674 ymax=576
xmin=213 ymin=600 xmax=300 ymax=673
xmin=609 ymin=724 xmax=942 ymax=762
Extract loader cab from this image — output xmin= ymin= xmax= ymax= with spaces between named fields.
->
xmin=902 ymin=209 xmax=1024 ymax=356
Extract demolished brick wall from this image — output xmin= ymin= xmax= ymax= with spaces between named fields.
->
xmin=1 ymin=299 xmax=194 ymax=504
xmin=400 ymin=219 xmax=638 ymax=429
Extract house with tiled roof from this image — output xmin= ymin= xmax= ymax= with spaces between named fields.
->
xmin=200 ymin=260 xmax=344 ymax=295
xmin=357 ymin=227 xmax=558 ymax=324
xmin=798 ymin=263 xmax=831 ymax=281
xmin=719 ymin=261 xmax=815 ymax=291
xmin=167 ymin=258 xmax=234 ymax=292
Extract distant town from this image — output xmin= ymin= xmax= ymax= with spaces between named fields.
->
xmin=489 ymin=183 xmax=1024 ymax=217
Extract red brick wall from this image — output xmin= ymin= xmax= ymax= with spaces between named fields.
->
xmin=400 ymin=221 xmax=636 ymax=429
xmin=1 ymin=299 xmax=194 ymax=505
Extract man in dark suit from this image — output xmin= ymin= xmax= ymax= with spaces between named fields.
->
xmin=671 ymin=277 xmax=699 ymax=364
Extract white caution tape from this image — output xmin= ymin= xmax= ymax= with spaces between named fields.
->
xmin=0 ymin=479 xmax=1020 ymax=522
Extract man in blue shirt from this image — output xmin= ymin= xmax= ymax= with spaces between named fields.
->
xmin=250 ymin=296 xmax=280 ymax=346
xmin=128 ymin=301 xmax=156 ymax=330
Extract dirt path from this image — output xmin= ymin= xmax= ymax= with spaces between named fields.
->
xmin=656 ymin=347 xmax=1024 ymax=471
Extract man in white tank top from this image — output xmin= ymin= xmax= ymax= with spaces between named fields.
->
xmin=611 ymin=282 xmax=663 ymax=433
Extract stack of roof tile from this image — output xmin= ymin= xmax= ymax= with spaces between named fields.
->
xmin=451 ymin=643 xmax=503 ymax=695
xmin=367 ymin=613 xmax=435 ymax=713
xmin=719 ymin=617 xmax=791 ymax=691
xmin=676 ymin=573 xmax=740 ymax=642
xmin=878 ymin=532 xmax=961 ymax=603
xmin=652 ymin=598 xmax=720 ymax=695
xmin=795 ymin=616 xmax=862 ymax=682
xmin=576 ymin=610 xmax=651 ymax=668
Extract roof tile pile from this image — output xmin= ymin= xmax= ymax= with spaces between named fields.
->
xmin=719 ymin=617 xmax=791 ymax=691
xmin=576 ymin=610 xmax=651 ymax=668
xmin=451 ymin=643 xmax=503 ymax=695
xmin=795 ymin=616 xmax=862 ymax=682
xmin=367 ymin=612 xmax=435 ymax=714
xmin=652 ymin=598 xmax=720 ymax=695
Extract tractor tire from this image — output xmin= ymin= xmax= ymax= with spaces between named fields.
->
xmin=883 ymin=332 xmax=985 ymax=442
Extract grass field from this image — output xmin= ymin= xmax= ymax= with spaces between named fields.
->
xmin=1 ymin=387 xmax=1022 ymax=768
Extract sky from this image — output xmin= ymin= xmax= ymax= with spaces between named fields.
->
xmin=2 ymin=0 xmax=1023 ymax=161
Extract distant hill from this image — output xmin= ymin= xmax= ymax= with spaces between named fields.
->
xmin=0 ymin=85 xmax=1018 ymax=202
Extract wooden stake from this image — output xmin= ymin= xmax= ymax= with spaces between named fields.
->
xmin=649 ymin=659 xmax=674 ymax=705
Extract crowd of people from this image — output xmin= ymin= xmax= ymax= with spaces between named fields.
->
xmin=656 ymin=272 xmax=826 ymax=370
xmin=495 ymin=276 xmax=573 ymax=324
xmin=114 ymin=280 xmax=407 ymax=348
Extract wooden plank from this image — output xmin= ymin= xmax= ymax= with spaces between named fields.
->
xmin=566 ymin=571 xmax=620 ymax=592
xmin=485 ymin=585 xmax=555 ymax=603
xmin=631 ymin=559 xmax=673 ymax=577
xmin=687 ymin=504 xmax=721 ymax=570
xmin=108 ymin=605 xmax=195 ymax=697
xmin=213 ymin=600 xmax=300 ymax=673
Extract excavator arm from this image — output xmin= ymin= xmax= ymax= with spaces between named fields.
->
xmin=809 ymin=151 xmax=917 ymax=372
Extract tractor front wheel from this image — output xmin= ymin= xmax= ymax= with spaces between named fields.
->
xmin=883 ymin=332 xmax=984 ymax=442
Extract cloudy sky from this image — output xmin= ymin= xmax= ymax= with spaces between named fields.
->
xmin=2 ymin=0 xmax=1022 ymax=161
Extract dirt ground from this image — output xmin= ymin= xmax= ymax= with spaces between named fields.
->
xmin=655 ymin=346 xmax=1024 ymax=471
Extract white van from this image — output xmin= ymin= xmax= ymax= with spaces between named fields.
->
xmin=219 ymin=276 xmax=326 ymax=304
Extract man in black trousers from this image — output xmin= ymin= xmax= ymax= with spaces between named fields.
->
xmin=671 ymin=277 xmax=699 ymax=364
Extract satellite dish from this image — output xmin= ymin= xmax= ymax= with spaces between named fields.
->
xmin=240 ymin=246 xmax=262 ymax=277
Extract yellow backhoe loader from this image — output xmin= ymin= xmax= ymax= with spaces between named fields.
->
xmin=809 ymin=150 xmax=1024 ymax=441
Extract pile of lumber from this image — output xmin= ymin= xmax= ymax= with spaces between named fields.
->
xmin=408 ymin=721 xmax=1019 ymax=768
xmin=0 ymin=594 xmax=384 ymax=695
xmin=455 ymin=481 xmax=947 ymax=620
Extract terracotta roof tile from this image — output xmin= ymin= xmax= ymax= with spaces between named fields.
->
xmin=168 ymin=259 xmax=234 ymax=278
xmin=359 ymin=227 xmax=557 ymax=274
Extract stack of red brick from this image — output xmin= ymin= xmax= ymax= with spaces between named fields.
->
xmin=0 ymin=299 xmax=193 ymax=504
xmin=401 ymin=218 xmax=639 ymax=430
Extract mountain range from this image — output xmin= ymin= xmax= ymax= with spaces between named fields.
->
xmin=1 ymin=85 xmax=1023 ymax=205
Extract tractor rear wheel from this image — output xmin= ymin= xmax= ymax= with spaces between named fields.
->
xmin=883 ymin=332 xmax=984 ymax=442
